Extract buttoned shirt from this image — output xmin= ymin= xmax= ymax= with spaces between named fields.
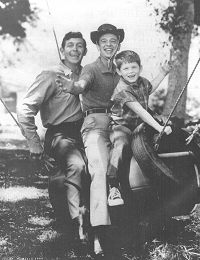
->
xmin=17 ymin=61 xmax=83 ymax=150
xmin=111 ymin=76 xmax=152 ymax=131
xmin=79 ymin=57 xmax=120 ymax=112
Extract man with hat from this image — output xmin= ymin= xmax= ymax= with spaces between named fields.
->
xmin=56 ymin=23 xmax=124 ymax=256
xmin=56 ymin=23 xmax=172 ymax=257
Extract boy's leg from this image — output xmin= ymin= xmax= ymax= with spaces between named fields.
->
xmin=107 ymin=125 xmax=132 ymax=206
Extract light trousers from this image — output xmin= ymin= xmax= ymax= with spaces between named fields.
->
xmin=81 ymin=113 xmax=111 ymax=227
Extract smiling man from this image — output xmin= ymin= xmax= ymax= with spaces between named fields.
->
xmin=17 ymin=32 xmax=87 ymax=242
xmin=55 ymin=24 xmax=124 ymax=257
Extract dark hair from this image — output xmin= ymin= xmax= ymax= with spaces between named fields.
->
xmin=61 ymin=32 xmax=87 ymax=50
xmin=115 ymin=50 xmax=141 ymax=69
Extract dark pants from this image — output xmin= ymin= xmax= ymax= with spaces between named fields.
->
xmin=44 ymin=119 xmax=86 ymax=223
xmin=107 ymin=124 xmax=132 ymax=187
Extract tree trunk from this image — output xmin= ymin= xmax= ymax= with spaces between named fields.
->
xmin=163 ymin=0 xmax=194 ymax=122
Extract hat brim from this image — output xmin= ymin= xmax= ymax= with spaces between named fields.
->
xmin=90 ymin=29 xmax=124 ymax=44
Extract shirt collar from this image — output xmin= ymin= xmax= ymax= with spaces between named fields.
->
xmin=96 ymin=57 xmax=117 ymax=74
xmin=121 ymin=76 xmax=142 ymax=88
xmin=57 ymin=60 xmax=82 ymax=77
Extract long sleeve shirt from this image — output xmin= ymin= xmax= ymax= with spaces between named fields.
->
xmin=17 ymin=61 xmax=83 ymax=152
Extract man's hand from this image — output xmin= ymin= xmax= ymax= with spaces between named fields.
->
xmin=28 ymin=141 xmax=43 ymax=160
xmin=56 ymin=75 xmax=86 ymax=94
xmin=56 ymin=74 xmax=74 ymax=93
xmin=30 ymin=152 xmax=43 ymax=160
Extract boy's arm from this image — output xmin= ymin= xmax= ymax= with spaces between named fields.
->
xmin=150 ymin=60 xmax=172 ymax=94
xmin=126 ymin=101 xmax=172 ymax=135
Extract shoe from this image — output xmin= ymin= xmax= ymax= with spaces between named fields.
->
xmin=108 ymin=187 xmax=124 ymax=206
xmin=94 ymin=234 xmax=104 ymax=255
xmin=72 ymin=216 xmax=87 ymax=244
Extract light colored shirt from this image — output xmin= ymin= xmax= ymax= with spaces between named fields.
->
xmin=79 ymin=57 xmax=120 ymax=112
xmin=17 ymin=61 xmax=83 ymax=151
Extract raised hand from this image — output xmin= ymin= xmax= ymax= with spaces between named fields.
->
xmin=160 ymin=50 xmax=180 ymax=75
xmin=55 ymin=74 xmax=74 ymax=93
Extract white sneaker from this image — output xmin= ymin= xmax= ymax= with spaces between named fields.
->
xmin=94 ymin=235 xmax=103 ymax=255
xmin=108 ymin=187 xmax=124 ymax=206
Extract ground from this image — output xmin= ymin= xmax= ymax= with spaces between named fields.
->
xmin=0 ymin=134 xmax=200 ymax=259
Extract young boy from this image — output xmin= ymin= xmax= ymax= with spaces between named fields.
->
xmin=107 ymin=50 xmax=172 ymax=206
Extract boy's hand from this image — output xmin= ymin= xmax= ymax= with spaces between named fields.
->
xmin=160 ymin=60 xmax=173 ymax=75
xmin=160 ymin=50 xmax=180 ymax=75
xmin=163 ymin=125 xmax=172 ymax=135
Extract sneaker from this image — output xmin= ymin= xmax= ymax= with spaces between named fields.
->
xmin=108 ymin=187 xmax=124 ymax=206
xmin=94 ymin=234 xmax=104 ymax=255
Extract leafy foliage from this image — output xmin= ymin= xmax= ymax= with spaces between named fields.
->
xmin=0 ymin=0 xmax=38 ymax=43
xmin=146 ymin=0 xmax=199 ymax=44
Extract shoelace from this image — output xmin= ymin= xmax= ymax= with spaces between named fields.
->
xmin=110 ymin=188 xmax=121 ymax=199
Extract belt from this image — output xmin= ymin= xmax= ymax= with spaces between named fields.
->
xmin=84 ymin=108 xmax=110 ymax=117
xmin=47 ymin=118 xmax=83 ymax=132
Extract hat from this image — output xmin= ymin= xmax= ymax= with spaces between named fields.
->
xmin=90 ymin=24 xmax=125 ymax=44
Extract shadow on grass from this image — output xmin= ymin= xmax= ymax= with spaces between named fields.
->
xmin=0 ymin=148 xmax=200 ymax=259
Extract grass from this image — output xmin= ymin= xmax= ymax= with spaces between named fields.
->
xmin=0 ymin=148 xmax=200 ymax=259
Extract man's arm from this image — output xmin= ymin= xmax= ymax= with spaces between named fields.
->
xmin=56 ymin=76 xmax=88 ymax=95
xmin=56 ymin=64 xmax=93 ymax=95
xmin=126 ymin=101 xmax=172 ymax=135
xmin=17 ymin=72 xmax=54 ymax=155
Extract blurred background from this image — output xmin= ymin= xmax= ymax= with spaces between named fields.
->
xmin=0 ymin=0 xmax=200 ymax=143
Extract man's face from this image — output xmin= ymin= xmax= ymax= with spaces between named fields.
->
xmin=97 ymin=33 xmax=120 ymax=59
xmin=117 ymin=62 xmax=142 ymax=83
xmin=61 ymin=38 xmax=86 ymax=64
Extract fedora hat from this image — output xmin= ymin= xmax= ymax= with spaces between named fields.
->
xmin=90 ymin=24 xmax=124 ymax=44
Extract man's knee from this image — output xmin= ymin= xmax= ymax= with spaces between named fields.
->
xmin=49 ymin=174 xmax=65 ymax=192
xmin=66 ymin=160 xmax=86 ymax=183
xmin=54 ymin=138 xmax=72 ymax=159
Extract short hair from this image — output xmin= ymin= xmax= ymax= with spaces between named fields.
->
xmin=61 ymin=32 xmax=87 ymax=50
xmin=115 ymin=50 xmax=141 ymax=69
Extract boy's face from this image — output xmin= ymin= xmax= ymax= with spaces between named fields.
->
xmin=97 ymin=33 xmax=120 ymax=59
xmin=117 ymin=62 xmax=142 ymax=83
xmin=60 ymin=38 xmax=86 ymax=65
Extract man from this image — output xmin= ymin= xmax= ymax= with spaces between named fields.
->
xmin=56 ymin=24 xmax=123 ymax=257
xmin=17 ymin=32 xmax=87 ymax=241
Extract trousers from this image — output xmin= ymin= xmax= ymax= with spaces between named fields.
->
xmin=107 ymin=124 xmax=132 ymax=182
xmin=81 ymin=113 xmax=111 ymax=227
xmin=44 ymin=120 xmax=86 ymax=222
